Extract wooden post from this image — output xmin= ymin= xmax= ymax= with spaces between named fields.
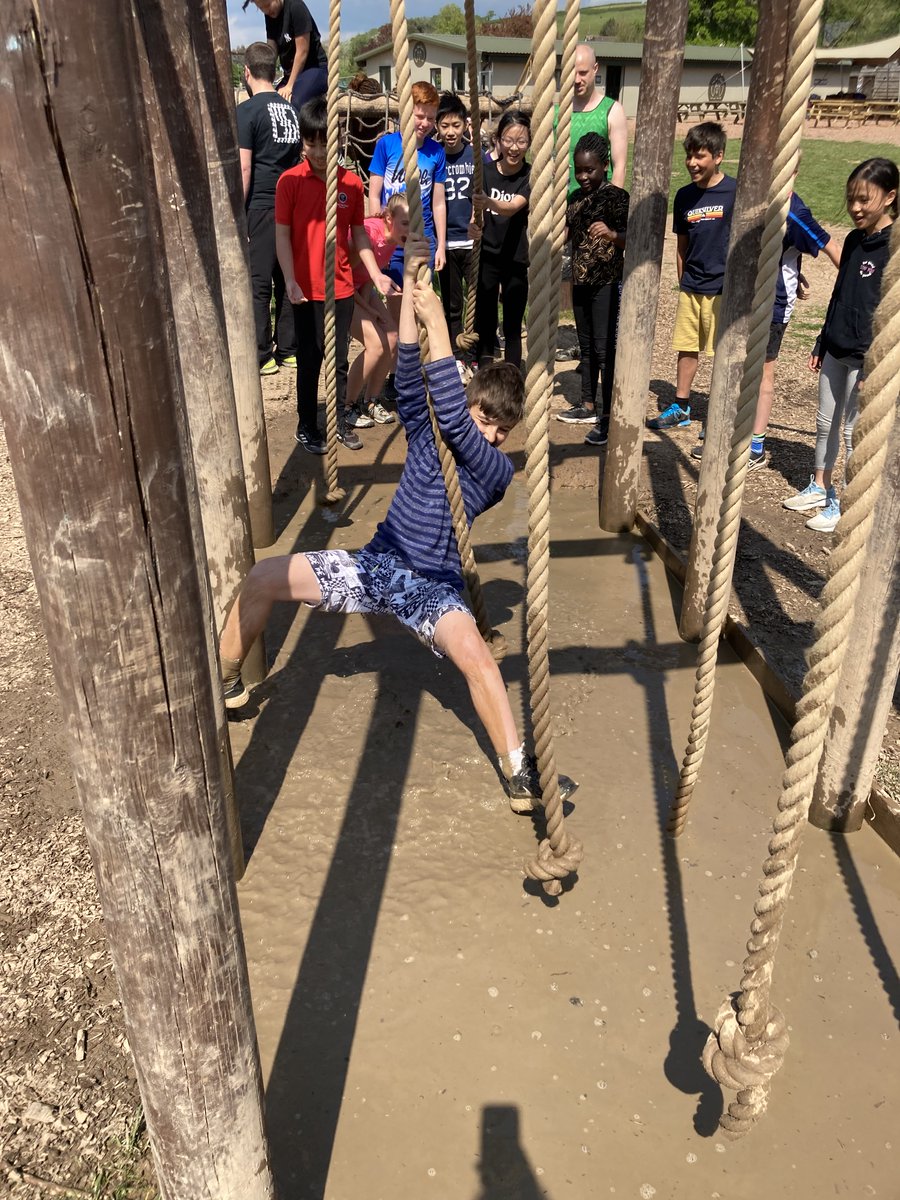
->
xmin=0 ymin=4 xmax=274 ymax=1195
xmin=134 ymin=0 xmax=265 ymax=698
xmin=194 ymin=0 xmax=277 ymax=550
xmin=678 ymin=0 xmax=791 ymax=640
xmin=810 ymin=410 xmax=900 ymax=832
xmin=599 ymin=0 xmax=690 ymax=532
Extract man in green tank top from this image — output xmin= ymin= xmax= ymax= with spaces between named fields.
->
xmin=567 ymin=43 xmax=628 ymax=194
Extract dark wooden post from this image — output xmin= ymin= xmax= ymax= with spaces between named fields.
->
xmin=0 ymin=4 xmax=274 ymax=1194
xmin=810 ymin=410 xmax=900 ymax=831
xmin=599 ymin=0 xmax=690 ymax=532
xmin=679 ymin=0 xmax=791 ymax=640
xmin=195 ymin=0 xmax=277 ymax=550
xmin=134 ymin=0 xmax=265 ymax=698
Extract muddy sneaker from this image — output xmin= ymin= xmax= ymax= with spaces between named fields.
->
xmin=337 ymin=415 xmax=363 ymax=451
xmin=223 ymin=675 xmax=249 ymax=710
xmin=502 ymin=753 xmax=579 ymax=815
xmin=367 ymin=400 xmax=396 ymax=424
xmin=783 ymin=474 xmax=827 ymax=511
xmin=347 ymin=403 xmax=374 ymax=429
xmin=648 ymin=403 xmax=691 ymax=430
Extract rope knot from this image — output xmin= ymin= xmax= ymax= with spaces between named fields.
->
xmin=524 ymin=834 xmax=583 ymax=896
xmin=702 ymin=994 xmax=789 ymax=1137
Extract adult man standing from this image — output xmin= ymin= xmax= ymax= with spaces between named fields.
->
xmin=568 ymin=43 xmax=628 ymax=192
xmin=237 ymin=42 xmax=301 ymax=375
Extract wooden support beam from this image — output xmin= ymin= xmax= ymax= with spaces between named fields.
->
xmin=0 ymin=3 xmax=274 ymax=1194
xmin=810 ymin=408 xmax=900 ymax=832
xmin=599 ymin=0 xmax=690 ymax=532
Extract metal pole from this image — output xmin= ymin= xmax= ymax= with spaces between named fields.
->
xmin=599 ymin=0 xmax=691 ymax=532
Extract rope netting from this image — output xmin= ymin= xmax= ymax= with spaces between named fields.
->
xmin=667 ymin=0 xmax=824 ymax=835
xmin=320 ymin=0 xmax=346 ymax=506
xmin=388 ymin=0 xmax=505 ymax=659
xmin=521 ymin=0 xmax=583 ymax=897
xmin=703 ymin=178 xmax=900 ymax=1144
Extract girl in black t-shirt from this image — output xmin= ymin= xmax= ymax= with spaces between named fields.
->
xmin=472 ymin=110 xmax=532 ymax=370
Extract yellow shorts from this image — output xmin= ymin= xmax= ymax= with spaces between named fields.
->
xmin=672 ymin=290 xmax=720 ymax=356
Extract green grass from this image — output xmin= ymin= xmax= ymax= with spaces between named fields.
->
xmin=621 ymin=137 xmax=899 ymax=227
xmin=559 ymin=3 xmax=646 ymax=36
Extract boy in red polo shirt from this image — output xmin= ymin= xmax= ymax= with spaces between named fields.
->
xmin=275 ymin=95 xmax=398 ymax=453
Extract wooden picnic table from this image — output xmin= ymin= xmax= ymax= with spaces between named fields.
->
xmin=676 ymin=99 xmax=746 ymax=123
xmin=808 ymin=98 xmax=900 ymax=126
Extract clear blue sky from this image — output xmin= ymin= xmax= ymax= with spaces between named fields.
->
xmin=226 ymin=0 xmax=590 ymax=44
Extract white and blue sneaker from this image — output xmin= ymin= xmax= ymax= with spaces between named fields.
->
xmin=783 ymin=474 xmax=827 ymax=511
xmin=647 ymin=403 xmax=691 ymax=430
xmin=806 ymin=488 xmax=840 ymax=532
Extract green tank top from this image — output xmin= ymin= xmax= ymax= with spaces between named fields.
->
xmin=567 ymin=95 xmax=615 ymax=194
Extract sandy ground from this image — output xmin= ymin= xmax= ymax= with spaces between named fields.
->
xmin=1 ymin=127 xmax=899 ymax=1195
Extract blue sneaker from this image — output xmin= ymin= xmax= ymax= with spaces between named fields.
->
xmin=805 ymin=489 xmax=840 ymax=532
xmin=648 ymin=403 xmax=691 ymax=430
xmin=783 ymin=474 xmax=827 ymax=511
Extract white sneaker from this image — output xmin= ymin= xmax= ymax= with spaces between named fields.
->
xmin=367 ymin=400 xmax=396 ymax=424
xmin=783 ymin=474 xmax=827 ymax=511
xmin=346 ymin=404 xmax=374 ymax=429
xmin=805 ymin=492 xmax=840 ymax=532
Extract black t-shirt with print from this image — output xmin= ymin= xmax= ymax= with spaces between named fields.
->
xmin=481 ymin=160 xmax=531 ymax=263
xmin=236 ymin=92 xmax=301 ymax=210
xmin=672 ymin=174 xmax=737 ymax=295
xmin=265 ymin=0 xmax=327 ymax=79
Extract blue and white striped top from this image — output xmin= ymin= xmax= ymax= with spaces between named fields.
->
xmin=365 ymin=344 xmax=514 ymax=590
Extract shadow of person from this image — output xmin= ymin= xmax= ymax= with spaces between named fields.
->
xmin=474 ymin=1105 xmax=548 ymax=1200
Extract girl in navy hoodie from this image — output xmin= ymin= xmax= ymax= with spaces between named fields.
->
xmin=783 ymin=157 xmax=897 ymax=532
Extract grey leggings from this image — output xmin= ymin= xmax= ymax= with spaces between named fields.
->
xmin=816 ymin=352 xmax=861 ymax=473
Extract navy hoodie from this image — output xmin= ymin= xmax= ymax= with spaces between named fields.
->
xmin=815 ymin=223 xmax=892 ymax=366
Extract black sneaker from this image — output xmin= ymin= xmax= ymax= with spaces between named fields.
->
xmin=647 ymin=403 xmax=691 ymax=430
xmin=504 ymin=754 xmax=579 ymax=815
xmin=690 ymin=442 xmax=703 ymax=460
xmin=747 ymin=447 xmax=767 ymax=471
xmin=223 ymin=675 xmax=249 ymax=710
xmin=337 ymin=416 xmax=362 ymax=451
xmin=383 ymin=374 xmax=398 ymax=401
xmin=556 ymin=405 xmax=596 ymax=425
xmin=585 ymin=420 xmax=608 ymax=446
xmin=295 ymin=424 xmax=327 ymax=455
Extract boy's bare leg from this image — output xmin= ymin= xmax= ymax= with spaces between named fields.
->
xmin=220 ymin=554 xmax=322 ymax=668
xmin=675 ymin=351 xmax=698 ymax=403
xmin=754 ymin=358 xmax=776 ymax=436
xmin=433 ymin=611 xmax=519 ymax=755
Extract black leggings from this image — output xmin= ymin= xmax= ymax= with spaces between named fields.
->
xmin=573 ymin=282 xmax=620 ymax=417
xmin=476 ymin=253 xmax=528 ymax=370
xmin=438 ymin=246 xmax=471 ymax=350
xmin=292 ymin=297 xmax=354 ymax=433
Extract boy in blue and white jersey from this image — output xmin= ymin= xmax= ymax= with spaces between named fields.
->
xmin=436 ymin=92 xmax=477 ymax=350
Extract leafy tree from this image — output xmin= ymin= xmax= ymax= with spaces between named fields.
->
xmin=687 ymin=0 xmax=757 ymax=45
xmin=480 ymin=4 xmax=533 ymax=37
xmin=432 ymin=4 xmax=466 ymax=35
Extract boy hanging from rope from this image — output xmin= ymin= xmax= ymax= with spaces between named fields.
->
xmin=219 ymin=234 xmax=576 ymax=812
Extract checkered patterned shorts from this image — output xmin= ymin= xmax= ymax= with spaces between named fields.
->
xmin=304 ymin=547 xmax=472 ymax=656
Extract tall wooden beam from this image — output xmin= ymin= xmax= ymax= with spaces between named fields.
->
xmin=0 ymin=4 xmax=274 ymax=1194
xmin=599 ymin=0 xmax=691 ymax=532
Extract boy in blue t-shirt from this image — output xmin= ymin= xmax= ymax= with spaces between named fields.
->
xmin=218 ymin=233 xmax=576 ymax=812
xmin=368 ymin=81 xmax=447 ymax=291
xmin=649 ymin=122 xmax=736 ymax=431
xmin=436 ymin=92 xmax=477 ymax=351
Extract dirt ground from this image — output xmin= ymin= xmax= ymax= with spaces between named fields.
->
xmin=1 ymin=120 xmax=899 ymax=1198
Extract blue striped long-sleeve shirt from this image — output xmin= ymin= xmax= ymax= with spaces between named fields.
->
xmin=365 ymin=343 xmax=514 ymax=590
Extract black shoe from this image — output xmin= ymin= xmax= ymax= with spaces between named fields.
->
xmin=556 ymin=404 xmax=596 ymax=425
xmin=383 ymin=374 xmax=398 ymax=401
xmin=337 ymin=416 xmax=362 ymax=451
xmin=223 ymin=675 xmax=249 ymax=710
xmin=585 ymin=420 xmax=608 ymax=446
xmin=504 ymin=754 xmax=579 ymax=815
xmin=747 ymin=447 xmax=767 ymax=471
xmin=690 ymin=442 xmax=703 ymax=460
xmin=295 ymin=424 xmax=327 ymax=455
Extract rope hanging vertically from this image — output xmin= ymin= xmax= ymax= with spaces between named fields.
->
xmin=547 ymin=0 xmax=579 ymax=348
xmin=521 ymin=0 xmax=584 ymax=897
xmin=457 ymin=0 xmax=484 ymax=352
xmin=667 ymin=0 xmax=823 ymax=836
xmin=320 ymin=0 xmax=346 ymax=505
xmin=387 ymin=0 xmax=505 ymax=659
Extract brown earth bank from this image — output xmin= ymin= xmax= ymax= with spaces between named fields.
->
xmin=1 ymin=181 xmax=899 ymax=1199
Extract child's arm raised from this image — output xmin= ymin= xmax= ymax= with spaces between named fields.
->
xmin=395 ymin=235 xmax=434 ymax=437
xmin=411 ymin=278 xmax=453 ymax=363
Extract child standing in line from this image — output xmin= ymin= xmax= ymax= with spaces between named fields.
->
xmin=275 ymin=96 xmax=398 ymax=454
xmin=783 ymin=157 xmax=897 ymax=533
xmin=219 ymin=233 xmax=577 ymax=812
xmin=649 ymin=121 xmax=736 ymax=431
xmin=556 ymin=133 xmax=629 ymax=447
xmin=436 ymin=92 xmax=478 ymax=353
xmin=346 ymin=195 xmax=410 ymax=430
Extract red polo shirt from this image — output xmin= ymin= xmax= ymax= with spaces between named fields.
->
xmin=274 ymin=159 xmax=365 ymax=301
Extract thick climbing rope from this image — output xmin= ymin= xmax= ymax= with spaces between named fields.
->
xmin=667 ymin=0 xmax=823 ymax=836
xmin=521 ymin=0 xmax=583 ymax=897
xmin=387 ymin=0 xmax=505 ymax=659
xmin=320 ymin=0 xmax=346 ymax=505
xmin=705 ymin=218 xmax=900 ymax=1136
xmin=703 ymin=174 xmax=900 ymax=1143
xmin=547 ymin=0 xmax=580 ymax=347
xmin=456 ymin=0 xmax=484 ymax=353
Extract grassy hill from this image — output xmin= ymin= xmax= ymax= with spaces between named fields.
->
xmin=559 ymin=3 xmax=647 ymax=38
